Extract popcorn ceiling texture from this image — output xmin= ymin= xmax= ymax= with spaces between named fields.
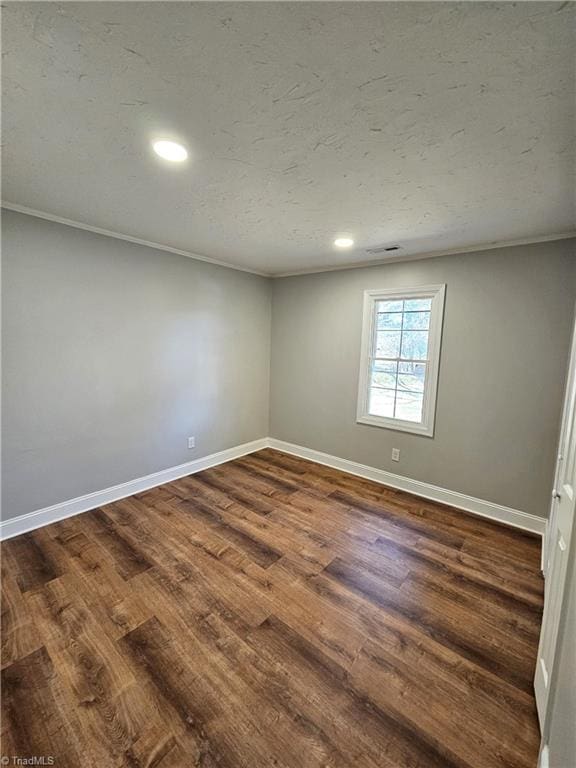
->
xmin=2 ymin=2 xmax=574 ymax=274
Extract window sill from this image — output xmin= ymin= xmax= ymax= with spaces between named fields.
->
xmin=356 ymin=414 xmax=435 ymax=437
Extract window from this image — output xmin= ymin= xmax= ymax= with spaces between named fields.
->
xmin=357 ymin=284 xmax=446 ymax=436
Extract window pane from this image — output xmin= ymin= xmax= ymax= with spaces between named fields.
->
xmin=404 ymin=298 xmax=432 ymax=311
xmin=371 ymin=361 xmax=397 ymax=388
xmin=376 ymin=330 xmax=401 ymax=357
xmin=398 ymin=362 xmax=426 ymax=392
xmin=403 ymin=311 xmax=430 ymax=330
xmin=376 ymin=312 xmax=402 ymax=330
xmin=369 ymin=387 xmax=395 ymax=417
xmin=395 ymin=391 xmax=424 ymax=422
xmin=377 ymin=299 xmax=403 ymax=313
xmin=400 ymin=330 xmax=428 ymax=360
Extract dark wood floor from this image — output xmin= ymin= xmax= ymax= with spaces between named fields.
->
xmin=1 ymin=448 xmax=544 ymax=768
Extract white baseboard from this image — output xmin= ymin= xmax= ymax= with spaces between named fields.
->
xmin=0 ymin=438 xmax=268 ymax=541
xmin=1 ymin=435 xmax=546 ymax=540
xmin=538 ymin=745 xmax=549 ymax=768
xmin=268 ymin=438 xmax=546 ymax=536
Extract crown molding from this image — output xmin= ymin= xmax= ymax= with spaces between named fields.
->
xmin=272 ymin=232 xmax=576 ymax=278
xmin=4 ymin=201 xmax=574 ymax=279
xmin=1 ymin=202 xmax=268 ymax=277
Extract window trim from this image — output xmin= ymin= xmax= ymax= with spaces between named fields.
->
xmin=356 ymin=284 xmax=446 ymax=437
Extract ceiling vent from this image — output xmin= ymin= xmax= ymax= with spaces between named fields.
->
xmin=365 ymin=244 xmax=402 ymax=255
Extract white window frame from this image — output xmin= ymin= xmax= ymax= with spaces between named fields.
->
xmin=356 ymin=284 xmax=446 ymax=437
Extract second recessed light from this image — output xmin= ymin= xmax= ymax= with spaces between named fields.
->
xmin=334 ymin=237 xmax=355 ymax=248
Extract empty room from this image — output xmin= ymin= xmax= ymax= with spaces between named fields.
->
xmin=1 ymin=2 xmax=575 ymax=767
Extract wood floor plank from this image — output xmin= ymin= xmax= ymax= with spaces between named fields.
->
xmin=113 ymin=680 xmax=187 ymax=768
xmin=0 ymin=448 xmax=544 ymax=767
xmin=24 ymin=574 xmax=143 ymax=765
xmin=172 ymin=490 xmax=333 ymax=574
xmin=49 ymin=526 xmax=155 ymax=640
xmin=105 ymin=497 xmax=273 ymax=628
xmin=119 ymin=608 xmax=312 ymax=768
xmin=82 ymin=507 xmax=154 ymax=580
xmin=157 ymin=496 xmax=283 ymax=568
xmin=3 ymin=529 xmax=62 ymax=593
xmin=0 ymin=570 xmax=43 ymax=670
xmin=1 ymin=647 xmax=91 ymax=768
xmin=119 ymin=616 xmax=237 ymax=767
xmin=350 ymin=637 xmax=538 ymax=768
xmin=242 ymin=615 xmax=467 ymax=768
xmin=324 ymin=556 xmax=535 ymax=694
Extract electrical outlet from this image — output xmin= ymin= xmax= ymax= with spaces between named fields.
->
xmin=391 ymin=448 xmax=400 ymax=462
xmin=188 ymin=436 xmax=195 ymax=449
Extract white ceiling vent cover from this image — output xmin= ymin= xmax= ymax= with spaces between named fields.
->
xmin=365 ymin=244 xmax=403 ymax=255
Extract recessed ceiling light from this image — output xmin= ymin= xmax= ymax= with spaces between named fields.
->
xmin=152 ymin=140 xmax=188 ymax=162
xmin=334 ymin=237 xmax=355 ymax=248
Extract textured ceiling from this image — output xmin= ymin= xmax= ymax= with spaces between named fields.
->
xmin=2 ymin=2 xmax=575 ymax=275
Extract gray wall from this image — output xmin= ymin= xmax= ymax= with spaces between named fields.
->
xmin=3 ymin=211 xmax=575 ymax=523
xmin=2 ymin=210 xmax=271 ymax=519
xmin=270 ymin=240 xmax=576 ymax=518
